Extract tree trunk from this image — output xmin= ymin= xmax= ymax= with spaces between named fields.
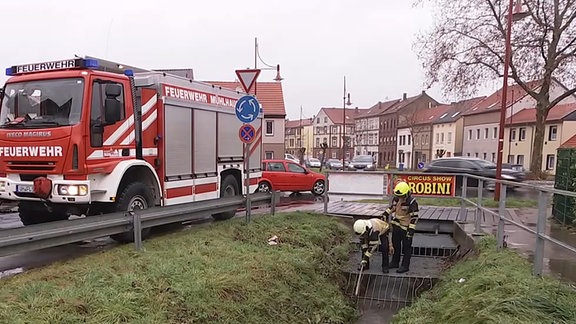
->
xmin=530 ymin=101 xmax=550 ymax=177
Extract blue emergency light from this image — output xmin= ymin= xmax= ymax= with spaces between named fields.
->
xmin=5 ymin=58 xmax=100 ymax=76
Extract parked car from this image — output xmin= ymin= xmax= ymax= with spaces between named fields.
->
xmin=422 ymin=157 xmax=525 ymax=190
xmin=304 ymin=157 xmax=322 ymax=168
xmin=348 ymin=155 xmax=376 ymax=171
xmin=285 ymin=153 xmax=300 ymax=164
xmin=325 ymin=159 xmax=344 ymax=170
xmin=258 ymin=159 xmax=326 ymax=195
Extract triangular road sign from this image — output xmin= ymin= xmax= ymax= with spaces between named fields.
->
xmin=235 ymin=69 xmax=261 ymax=93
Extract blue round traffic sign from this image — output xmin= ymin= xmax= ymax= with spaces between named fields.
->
xmin=417 ymin=162 xmax=425 ymax=169
xmin=235 ymin=95 xmax=260 ymax=123
xmin=239 ymin=124 xmax=256 ymax=144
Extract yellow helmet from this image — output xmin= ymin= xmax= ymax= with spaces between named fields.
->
xmin=393 ymin=181 xmax=411 ymax=197
xmin=353 ymin=219 xmax=372 ymax=235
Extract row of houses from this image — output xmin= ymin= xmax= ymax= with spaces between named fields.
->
xmin=285 ymin=81 xmax=576 ymax=175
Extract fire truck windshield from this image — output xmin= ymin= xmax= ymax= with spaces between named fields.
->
xmin=0 ymin=78 xmax=84 ymax=128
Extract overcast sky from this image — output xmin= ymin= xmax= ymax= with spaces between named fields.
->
xmin=0 ymin=0 xmax=499 ymax=120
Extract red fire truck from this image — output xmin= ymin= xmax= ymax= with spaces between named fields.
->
xmin=0 ymin=56 xmax=263 ymax=241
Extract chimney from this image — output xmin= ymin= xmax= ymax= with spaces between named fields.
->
xmin=422 ymin=90 xmax=426 ymax=95
xmin=402 ymin=93 xmax=407 ymax=100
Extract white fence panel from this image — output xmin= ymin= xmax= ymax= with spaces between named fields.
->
xmin=327 ymin=172 xmax=388 ymax=197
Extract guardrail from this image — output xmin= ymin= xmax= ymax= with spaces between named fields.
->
xmin=322 ymin=170 xmax=576 ymax=277
xmin=0 ymin=192 xmax=274 ymax=257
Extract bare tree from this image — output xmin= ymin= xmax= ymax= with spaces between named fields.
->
xmin=414 ymin=0 xmax=576 ymax=175
xmin=398 ymin=108 xmax=425 ymax=169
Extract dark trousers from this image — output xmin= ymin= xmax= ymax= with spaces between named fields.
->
xmin=361 ymin=234 xmax=389 ymax=268
xmin=391 ymin=224 xmax=413 ymax=269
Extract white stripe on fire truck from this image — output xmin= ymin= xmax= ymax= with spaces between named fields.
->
xmin=103 ymin=96 xmax=157 ymax=146
xmin=119 ymin=109 xmax=158 ymax=145
xmin=87 ymin=148 xmax=158 ymax=160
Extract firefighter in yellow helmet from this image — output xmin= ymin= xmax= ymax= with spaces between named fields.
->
xmin=353 ymin=218 xmax=394 ymax=273
xmin=381 ymin=181 xmax=419 ymax=273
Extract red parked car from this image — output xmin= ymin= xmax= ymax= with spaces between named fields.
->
xmin=258 ymin=159 xmax=326 ymax=195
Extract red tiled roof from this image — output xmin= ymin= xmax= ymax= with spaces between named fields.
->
xmin=411 ymin=104 xmax=454 ymax=125
xmin=464 ymin=80 xmax=541 ymax=116
xmin=285 ymin=118 xmax=313 ymax=128
xmin=205 ymin=81 xmax=286 ymax=116
xmin=433 ymin=96 xmax=486 ymax=124
xmin=506 ymin=103 xmax=576 ymax=125
xmin=560 ymin=134 xmax=576 ymax=149
xmin=321 ymin=107 xmax=369 ymax=125
xmin=357 ymin=99 xmax=401 ymax=118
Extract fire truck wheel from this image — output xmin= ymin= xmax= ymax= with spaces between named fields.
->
xmin=110 ymin=182 xmax=153 ymax=243
xmin=18 ymin=202 xmax=69 ymax=225
xmin=212 ymin=175 xmax=240 ymax=221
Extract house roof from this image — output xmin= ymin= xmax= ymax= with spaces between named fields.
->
xmin=285 ymin=118 xmax=313 ymax=128
xmin=382 ymin=91 xmax=439 ymax=115
xmin=320 ymin=107 xmax=369 ymax=125
xmin=357 ymin=99 xmax=401 ymax=118
xmin=411 ymin=104 xmax=455 ymax=126
xmin=560 ymin=134 xmax=576 ymax=149
xmin=205 ymin=81 xmax=286 ymax=116
xmin=433 ymin=97 xmax=486 ymax=124
xmin=505 ymin=103 xmax=576 ymax=125
xmin=464 ymin=80 xmax=541 ymax=116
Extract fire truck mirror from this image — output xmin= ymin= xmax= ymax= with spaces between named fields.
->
xmin=105 ymin=84 xmax=122 ymax=97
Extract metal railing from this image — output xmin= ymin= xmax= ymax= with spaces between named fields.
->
xmin=0 ymin=193 xmax=274 ymax=257
xmin=322 ymin=170 xmax=576 ymax=277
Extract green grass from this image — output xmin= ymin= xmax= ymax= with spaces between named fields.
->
xmin=393 ymin=236 xmax=576 ymax=324
xmin=356 ymin=197 xmax=539 ymax=208
xmin=0 ymin=213 xmax=357 ymax=324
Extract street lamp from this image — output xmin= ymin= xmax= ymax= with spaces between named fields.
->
xmin=342 ymin=76 xmax=352 ymax=167
xmin=495 ymin=0 xmax=529 ymax=201
xmin=254 ymin=37 xmax=283 ymax=83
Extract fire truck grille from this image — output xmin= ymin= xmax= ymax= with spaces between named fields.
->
xmin=7 ymin=161 xmax=56 ymax=172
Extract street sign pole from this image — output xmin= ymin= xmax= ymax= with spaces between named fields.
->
xmin=244 ymin=142 xmax=252 ymax=223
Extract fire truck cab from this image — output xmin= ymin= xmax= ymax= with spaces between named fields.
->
xmin=0 ymin=57 xmax=263 ymax=242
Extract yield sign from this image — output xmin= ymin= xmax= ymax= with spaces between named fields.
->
xmin=235 ymin=69 xmax=261 ymax=93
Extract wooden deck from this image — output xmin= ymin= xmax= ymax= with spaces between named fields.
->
xmin=312 ymin=201 xmax=522 ymax=225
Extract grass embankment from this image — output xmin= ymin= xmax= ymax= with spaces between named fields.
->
xmin=394 ymin=236 xmax=576 ymax=324
xmin=357 ymin=197 xmax=539 ymax=208
xmin=0 ymin=213 xmax=357 ymax=323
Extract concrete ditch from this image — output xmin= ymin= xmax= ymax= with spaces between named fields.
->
xmin=342 ymin=219 xmax=476 ymax=323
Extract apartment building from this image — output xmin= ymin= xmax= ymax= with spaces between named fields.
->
xmin=285 ymin=118 xmax=314 ymax=159
xmin=312 ymin=107 xmax=367 ymax=160
xmin=354 ymin=100 xmax=399 ymax=164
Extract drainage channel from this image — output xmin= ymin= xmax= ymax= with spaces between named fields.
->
xmin=340 ymin=221 xmax=471 ymax=323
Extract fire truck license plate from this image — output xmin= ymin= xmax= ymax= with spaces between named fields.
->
xmin=16 ymin=185 xmax=34 ymax=193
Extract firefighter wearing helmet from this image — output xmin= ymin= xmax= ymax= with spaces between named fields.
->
xmin=353 ymin=218 xmax=394 ymax=273
xmin=381 ymin=181 xmax=420 ymax=273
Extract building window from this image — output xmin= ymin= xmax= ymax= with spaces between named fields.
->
xmin=483 ymin=152 xmax=487 ymax=160
xmin=323 ymin=117 xmax=327 ymax=123
xmin=468 ymin=129 xmax=472 ymax=140
xmin=331 ymin=136 xmax=337 ymax=147
xmin=315 ymin=138 xmax=320 ymax=147
xmin=491 ymin=153 xmax=496 ymax=162
xmin=435 ymin=133 xmax=439 ymax=144
xmin=476 ymin=129 xmax=481 ymax=140
xmin=408 ymin=135 xmax=411 ymax=145
xmin=475 ymin=153 xmax=479 ymax=158
xmin=265 ymin=151 xmax=274 ymax=159
xmin=332 ymin=152 xmax=337 ymax=158
xmin=441 ymin=133 xmax=445 ymax=144
xmin=289 ymin=139 xmax=294 ymax=147
xmin=484 ymin=128 xmax=488 ymax=139
xmin=493 ymin=127 xmax=498 ymax=139
xmin=546 ymin=154 xmax=555 ymax=170
xmin=517 ymin=155 xmax=524 ymax=165
xmin=510 ymin=128 xmax=516 ymax=141
xmin=467 ymin=153 xmax=470 ymax=157
xmin=447 ymin=132 xmax=452 ymax=144
xmin=266 ymin=121 xmax=274 ymax=135
xmin=548 ymin=126 xmax=558 ymax=141
xmin=508 ymin=155 xmax=514 ymax=163
xmin=519 ymin=127 xmax=526 ymax=141
xmin=316 ymin=118 xmax=320 ymax=124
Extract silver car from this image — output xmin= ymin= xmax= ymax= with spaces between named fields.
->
xmin=348 ymin=155 xmax=376 ymax=171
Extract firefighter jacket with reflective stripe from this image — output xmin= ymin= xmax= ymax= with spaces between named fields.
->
xmin=382 ymin=195 xmax=419 ymax=231
xmin=360 ymin=218 xmax=392 ymax=261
